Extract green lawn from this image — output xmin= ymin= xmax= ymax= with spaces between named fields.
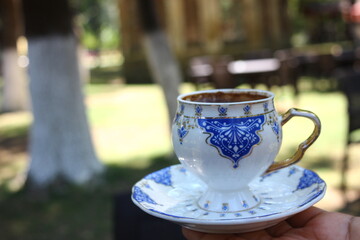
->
xmin=0 ymin=81 xmax=359 ymax=240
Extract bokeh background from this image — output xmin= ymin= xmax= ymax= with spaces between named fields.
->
xmin=1 ymin=0 xmax=360 ymax=239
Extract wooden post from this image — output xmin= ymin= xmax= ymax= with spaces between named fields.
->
xmin=184 ymin=0 xmax=200 ymax=45
xmin=242 ymin=0 xmax=263 ymax=48
xmin=197 ymin=0 xmax=222 ymax=54
xmin=269 ymin=0 xmax=282 ymax=47
xmin=164 ymin=0 xmax=185 ymax=55
xmin=117 ymin=0 xmax=142 ymax=57
xmin=260 ymin=0 xmax=271 ymax=47
xmin=279 ymin=0 xmax=291 ymax=47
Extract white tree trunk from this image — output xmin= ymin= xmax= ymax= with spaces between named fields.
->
xmin=26 ymin=34 xmax=103 ymax=187
xmin=1 ymin=47 xmax=29 ymax=112
xmin=142 ymin=30 xmax=181 ymax=125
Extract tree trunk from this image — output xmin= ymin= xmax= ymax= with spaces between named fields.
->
xmin=0 ymin=0 xmax=28 ymax=112
xmin=137 ymin=0 xmax=181 ymax=126
xmin=142 ymin=31 xmax=182 ymax=125
xmin=22 ymin=0 xmax=103 ymax=188
xmin=197 ymin=0 xmax=223 ymax=53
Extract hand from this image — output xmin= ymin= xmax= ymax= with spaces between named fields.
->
xmin=182 ymin=207 xmax=360 ymax=240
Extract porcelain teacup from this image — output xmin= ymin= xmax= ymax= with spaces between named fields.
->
xmin=171 ymin=89 xmax=321 ymax=213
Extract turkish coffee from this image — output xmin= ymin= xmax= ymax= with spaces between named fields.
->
xmin=183 ymin=91 xmax=268 ymax=103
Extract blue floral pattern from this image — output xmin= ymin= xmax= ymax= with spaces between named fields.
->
xmin=174 ymin=104 xmax=197 ymax=143
xmin=180 ymin=104 xmax=185 ymax=114
xmin=266 ymin=111 xmax=280 ymax=141
xmin=263 ymin=102 xmax=269 ymax=112
xmin=243 ymin=105 xmax=251 ymax=115
xmin=195 ymin=105 xmax=203 ymax=116
xmin=198 ymin=116 xmax=265 ymax=168
xmin=177 ymin=126 xmax=189 ymax=144
xmin=173 ymin=113 xmax=181 ymax=124
xmin=288 ymin=167 xmax=298 ymax=177
xmin=296 ymin=169 xmax=323 ymax=191
xmin=218 ymin=106 xmax=228 ymax=116
xmin=132 ymin=186 xmax=158 ymax=205
xmin=145 ymin=166 xmax=172 ymax=186
xmin=260 ymin=170 xmax=279 ymax=182
xmin=272 ymin=121 xmax=280 ymax=138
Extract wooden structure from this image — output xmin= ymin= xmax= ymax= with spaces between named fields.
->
xmin=117 ymin=0 xmax=291 ymax=83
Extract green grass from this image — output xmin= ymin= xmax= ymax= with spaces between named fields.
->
xmin=87 ymin=84 xmax=173 ymax=163
xmin=0 ymin=80 xmax=359 ymax=240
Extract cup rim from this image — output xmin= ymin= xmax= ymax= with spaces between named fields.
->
xmin=178 ymin=89 xmax=274 ymax=105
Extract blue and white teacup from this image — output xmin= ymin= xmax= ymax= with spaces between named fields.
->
xmin=172 ymin=89 xmax=321 ymax=213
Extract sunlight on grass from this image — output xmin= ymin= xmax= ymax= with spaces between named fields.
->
xmin=0 ymin=111 xmax=30 ymax=194
xmin=0 ymin=111 xmax=32 ymax=131
xmin=87 ymin=84 xmax=173 ymax=165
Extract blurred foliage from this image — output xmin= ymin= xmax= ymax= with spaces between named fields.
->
xmin=71 ymin=0 xmax=120 ymax=50
xmin=289 ymin=0 xmax=349 ymax=46
xmin=288 ymin=0 xmax=309 ymax=46
xmin=65 ymin=0 xmax=349 ymax=51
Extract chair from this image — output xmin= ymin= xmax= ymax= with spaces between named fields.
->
xmin=188 ymin=55 xmax=236 ymax=89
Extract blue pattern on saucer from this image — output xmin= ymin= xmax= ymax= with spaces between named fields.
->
xmin=296 ymin=169 xmax=323 ymax=191
xmin=132 ymin=164 xmax=326 ymax=224
xmin=144 ymin=166 xmax=172 ymax=186
xmin=132 ymin=186 xmax=157 ymax=205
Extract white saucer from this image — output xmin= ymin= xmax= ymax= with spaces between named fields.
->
xmin=131 ymin=164 xmax=326 ymax=234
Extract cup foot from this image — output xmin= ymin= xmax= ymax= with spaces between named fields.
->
xmin=197 ymin=187 xmax=260 ymax=213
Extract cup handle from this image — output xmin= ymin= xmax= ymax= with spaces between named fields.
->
xmin=266 ymin=108 xmax=321 ymax=173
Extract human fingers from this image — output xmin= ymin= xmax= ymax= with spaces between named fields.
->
xmin=227 ymin=221 xmax=293 ymax=240
xmin=182 ymin=228 xmax=203 ymax=240
xmin=234 ymin=229 xmax=272 ymax=240
xmin=265 ymin=220 xmax=293 ymax=237
xmin=182 ymin=227 xmax=243 ymax=240
xmin=286 ymin=206 xmax=325 ymax=228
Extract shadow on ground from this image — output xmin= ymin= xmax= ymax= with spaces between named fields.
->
xmin=0 ymin=154 xmax=184 ymax=240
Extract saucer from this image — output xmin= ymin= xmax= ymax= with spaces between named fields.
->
xmin=131 ymin=164 xmax=326 ymax=233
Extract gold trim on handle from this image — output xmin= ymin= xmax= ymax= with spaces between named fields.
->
xmin=266 ymin=108 xmax=321 ymax=173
